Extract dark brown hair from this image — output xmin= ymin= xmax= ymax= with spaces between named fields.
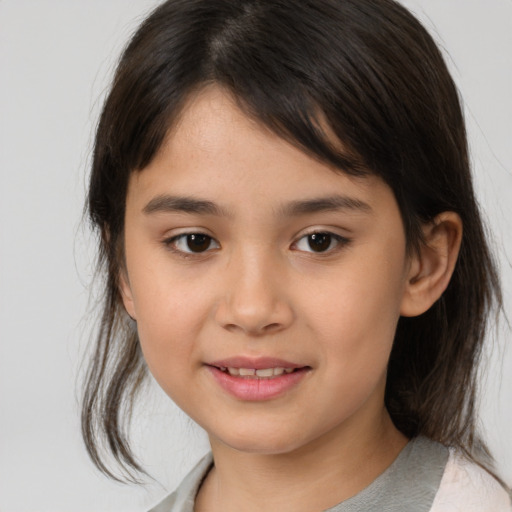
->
xmin=82 ymin=0 xmax=502 ymax=481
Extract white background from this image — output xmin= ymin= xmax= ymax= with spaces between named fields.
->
xmin=0 ymin=1 xmax=510 ymax=510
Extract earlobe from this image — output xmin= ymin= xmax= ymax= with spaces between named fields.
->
xmin=400 ymin=212 xmax=462 ymax=317
xmin=119 ymin=270 xmax=137 ymax=320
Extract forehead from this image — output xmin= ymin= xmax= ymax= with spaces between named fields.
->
xmin=127 ymin=86 xmax=398 ymax=219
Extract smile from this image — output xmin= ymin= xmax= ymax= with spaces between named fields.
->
xmin=218 ymin=367 xmax=296 ymax=378
xmin=206 ymin=358 xmax=310 ymax=401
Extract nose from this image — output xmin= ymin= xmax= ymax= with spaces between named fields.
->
xmin=214 ymin=249 xmax=294 ymax=336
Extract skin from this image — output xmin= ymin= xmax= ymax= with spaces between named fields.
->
xmin=120 ymin=87 xmax=462 ymax=512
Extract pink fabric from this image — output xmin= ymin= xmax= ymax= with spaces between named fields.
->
xmin=431 ymin=450 xmax=511 ymax=511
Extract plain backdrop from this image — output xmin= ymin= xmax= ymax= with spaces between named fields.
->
xmin=0 ymin=1 xmax=511 ymax=511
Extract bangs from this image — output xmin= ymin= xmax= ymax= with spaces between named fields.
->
xmin=111 ymin=0 xmax=435 ymax=182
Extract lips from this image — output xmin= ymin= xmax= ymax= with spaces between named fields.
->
xmin=205 ymin=357 xmax=310 ymax=400
xmin=220 ymin=366 xmax=295 ymax=377
xmin=208 ymin=356 xmax=305 ymax=371
xmin=208 ymin=357 xmax=305 ymax=379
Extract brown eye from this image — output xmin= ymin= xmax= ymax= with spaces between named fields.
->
xmin=186 ymin=234 xmax=212 ymax=252
xmin=294 ymin=231 xmax=349 ymax=254
xmin=168 ymin=233 xmax=220 ymax=254
xmin=307 ymin=233 xmax=332 ymax=252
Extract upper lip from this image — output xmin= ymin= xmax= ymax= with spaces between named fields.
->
xmin=207 ymin=356 xmax=306 ymax=370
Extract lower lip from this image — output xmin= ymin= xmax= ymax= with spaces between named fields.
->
xmin=206 ymin=366 xmax=309 ymax=401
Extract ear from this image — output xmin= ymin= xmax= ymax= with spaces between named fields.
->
xmin=400 ymin=212 xmax=462 ymax=317
xmin=119 ymin=270 xmax=137 ymax=320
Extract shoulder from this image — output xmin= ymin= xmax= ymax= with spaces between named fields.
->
xmin=430 ymin=449 xmax=511 ymax=512
xmin=148 ymin=491 xmax=178 ymax=512
xmin=147 ymin=453 xmax=214 ymax=512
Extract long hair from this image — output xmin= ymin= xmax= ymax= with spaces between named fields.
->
xmin=83 ymin=0 xmax=502 ymax=480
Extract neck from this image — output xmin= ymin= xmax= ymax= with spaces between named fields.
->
xmin=195 ymin=408 xmax=408 ymax=512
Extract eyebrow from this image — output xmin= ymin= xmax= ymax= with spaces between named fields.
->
xmin=143 ymin=195 xmax=229 ymax=216
xmin=279 ymin=195 xmax=373 ymax=216
xmin=142 ymin=194 xmax=372 ymax=217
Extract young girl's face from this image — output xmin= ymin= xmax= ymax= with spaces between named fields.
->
xmin=121 ymin=87 xmax=413 ymax=455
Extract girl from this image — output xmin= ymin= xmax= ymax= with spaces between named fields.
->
xmin=82 ymin=0 xmax=511 ymax=510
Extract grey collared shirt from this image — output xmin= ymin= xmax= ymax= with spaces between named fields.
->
xmin=148 ymin=437 xmax=450 ymax=512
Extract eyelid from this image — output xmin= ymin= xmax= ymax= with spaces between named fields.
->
xmin=161 ymin=227 xmax=351 ymax=257
xmin=163 ymin=231 xmax=220 ymax=256
xmin=291 ymin=229 xmax=352 ymax=254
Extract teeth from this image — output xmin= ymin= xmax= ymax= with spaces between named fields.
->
xmin=224 ymin=367 xmax=295 ymax=377
xmin=255 ymin=368 xmax=274 ymax=377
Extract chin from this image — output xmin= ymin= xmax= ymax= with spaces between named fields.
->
xmin=208 ymin=421 xmax=313 ymax=456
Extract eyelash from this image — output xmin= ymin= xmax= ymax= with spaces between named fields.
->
xmin=164 ymin=233 xmax=220 ymax=257
xmin=163 ymin=231 xmax=351 ymax=257
xmin=292 ymin=231 xmax=351 ymax=254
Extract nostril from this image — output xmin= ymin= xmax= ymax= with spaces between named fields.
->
xmin=214 ymin=292 xmax=294 ymax=335
xmin=224 ymin=323 xmax=240 ymax=333
xmin=222 ymin=322 xmax=282 ymax=334
xmin=264 ymin=323 xmax=282 ymax=332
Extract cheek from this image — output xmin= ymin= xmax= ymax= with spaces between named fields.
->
xmin=128 ymin=263 xmax=211 ymax=382
xmin=302 ymin=246 xmax=407 ymax=371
